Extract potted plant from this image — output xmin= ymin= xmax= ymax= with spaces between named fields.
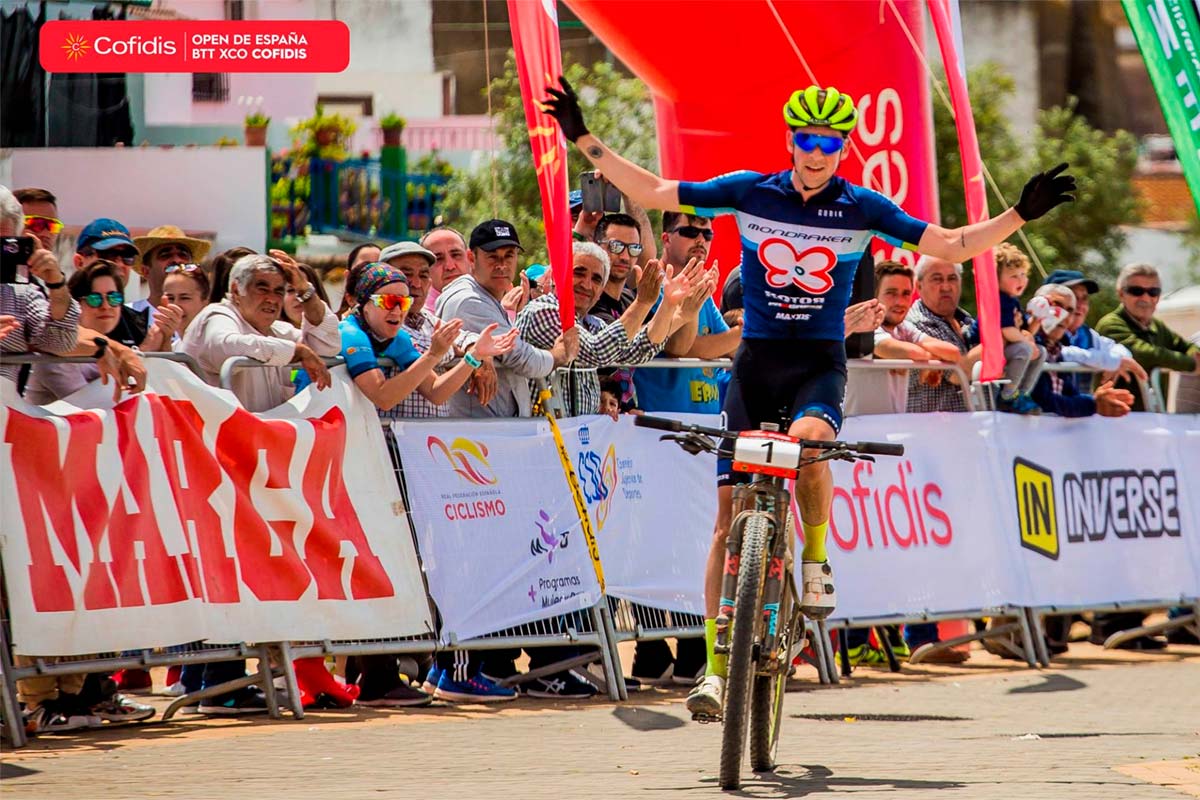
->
xmin=380 ymin=112 xmax=406 ymax=148
xmin=291 ymin=105 xmax=357 ymax=161
xmin=244 ymin=111 xmax=270 ymax=147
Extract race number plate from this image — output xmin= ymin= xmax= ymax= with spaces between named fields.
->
xmin=731 ymin=430 xmax=803 ymax=478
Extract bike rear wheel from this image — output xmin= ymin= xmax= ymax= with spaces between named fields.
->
xmin=719 ymin=511 xmax=770 ymax=791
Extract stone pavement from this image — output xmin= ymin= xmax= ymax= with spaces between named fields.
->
xmin=3 ymin=644 xmax=1198 ymax=800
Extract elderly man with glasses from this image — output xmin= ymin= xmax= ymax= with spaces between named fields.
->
xmin=1096 ymin=262 xmax=1199 ymax=411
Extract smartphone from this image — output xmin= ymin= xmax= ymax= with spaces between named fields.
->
xmin=579 ymin=172 xmax=623 ymax=213
xmin=1 ymin=236 xmax=35 ymax=284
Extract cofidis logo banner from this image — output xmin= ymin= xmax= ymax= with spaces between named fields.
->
xmin=40 ymin=20 xmax=349 ymax=73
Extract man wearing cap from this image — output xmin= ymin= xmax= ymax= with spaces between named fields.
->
xmin=435 ymin=219 xmax=579 ymax=417
xmin=133 ymin=224 xmax=212 ymax=310
xmin=1042 ymin=268 xmax=1146 ymax=394
xmin=1096 ymin=263 xmax=1198 ymax=411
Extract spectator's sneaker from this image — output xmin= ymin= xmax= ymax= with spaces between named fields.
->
xmin=90 ymin=694 xmax=155 ymax=724
xmin=523 ymin=670 xmax=597 ymax=700
xmin=434 ymin=671 xmax=517 ymax=703
xmin=198 ymin=688 xmax=270 ymax=716
xmin=159 ymin=680 xmax=187 ymax=698
xmin=623 ymin=676 xmax=644 ymax=692
xmin=112 ymin=668 xmax=153 ymax=692
xmin=24 ymin=703 xmax=97 ymax=734
xmin=799 ymin=560 xmax=837 ymax=618
xmin=1013 ymin=393 xmax=1042 ymax=415
xmin=358 ymin=683 xmax=432 ymax=708
xmin=890 ymin=641 xmax=912 ymax=661
xmin=686 ymin=674 xmax=725 ymax=721
xmin=846 ymin=644 xmax=887 ymax=667
xmin=421 ymin=667 xmax=444 ymax=695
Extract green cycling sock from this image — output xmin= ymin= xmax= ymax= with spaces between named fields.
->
xmin=705 ymin=618 xmax=728 ymax=678
xmin=801 ymin=519 xmax=829 ymax=563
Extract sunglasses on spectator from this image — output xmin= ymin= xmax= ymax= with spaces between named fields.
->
xmin=82 ymin=291 xmax=124 ymax=308
xmin=369 ymin=293 xmax=414 ymax=313
xmin=604 ymin=239 xmax=643 ymax=257
xmin=23 ymin=215 xmax=64 ymax=235
xmin=1123 ymin=286 xmax=1161 ymax=297
xmin=792 ymin=131 xmax=846 ymax=155
xmin=91 ymin=248 xmax=138 ymax=266
xmin=670 ymin=225 xmax=714 ymax=241
xmin=165 ymin=263 xmax=203 ymax=275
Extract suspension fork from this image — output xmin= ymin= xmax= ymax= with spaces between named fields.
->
xmin=758 ymin=478 xmax=793 ymax=662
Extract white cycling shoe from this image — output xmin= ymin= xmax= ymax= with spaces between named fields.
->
xmin=686 ymin=674 xmax=725 ymax=720
xmin=800 ymin=560 xmax=837 ymax=619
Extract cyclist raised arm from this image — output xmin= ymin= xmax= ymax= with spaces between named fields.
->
xmin=543 ymin=78 xmax=1076 ymax=263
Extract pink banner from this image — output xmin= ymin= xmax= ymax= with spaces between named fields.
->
xmin=928 ymin=0 xmax=1002 ymax=381
xmin=508 ymin=0 xmax=575 ymax=331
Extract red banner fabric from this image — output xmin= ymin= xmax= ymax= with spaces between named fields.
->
xmin=507 ymin=0 xmax=575 ymax=331
xmin=927 ymin=0 xmax=1003 ymax=381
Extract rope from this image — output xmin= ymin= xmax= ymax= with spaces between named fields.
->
xmin=482 ymin=0 xmax=499 ymax=217
xmin=881 ymin=0 xmax=1047 ymax=276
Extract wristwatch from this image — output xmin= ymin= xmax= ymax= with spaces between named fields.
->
xmin=297 ymin=284 xmax=317 ymax=303
xmin=44 ymin=276 xmax=66 ymax=290
xmin=91 ymin=337 xmax=109 ymax=360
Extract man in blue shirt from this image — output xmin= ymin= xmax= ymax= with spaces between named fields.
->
xmin=545 ymin=78 xmax=1076 ymax=717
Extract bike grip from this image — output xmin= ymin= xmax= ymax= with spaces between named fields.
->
xmin=855 ymin=441 xmax=905 ymax=457
xmin=634 ymin=415 xmax=683 ymax=432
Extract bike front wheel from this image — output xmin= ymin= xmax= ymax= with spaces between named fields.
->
xmin=719 ymin=511 xmax=770 ymax=791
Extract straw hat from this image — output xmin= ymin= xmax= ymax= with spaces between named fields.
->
xmin=133 ymin=225 xmax=212 ymax=271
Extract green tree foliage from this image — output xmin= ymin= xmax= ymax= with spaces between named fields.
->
xmin=934 ymin=63 xmax=1140 ymax=320
xmin=440 ymin=55 xmax=657 ymax=266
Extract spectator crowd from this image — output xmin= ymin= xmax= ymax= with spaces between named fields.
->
xmin=1 ymin=179 xmax=1197 ymax=735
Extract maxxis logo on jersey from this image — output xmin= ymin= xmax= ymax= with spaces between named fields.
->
xmin=757 ymin=238 xmax=836 ymax=294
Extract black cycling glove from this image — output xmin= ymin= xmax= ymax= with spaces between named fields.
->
xmin=1014 ymin=162 xmax=1076 ymax=221
xmin=542 ymin=76 xmax=590 ymax=143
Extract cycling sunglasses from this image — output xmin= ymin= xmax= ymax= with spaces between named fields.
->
xmin=82 ymin=291 xmax=124 ymax=308
xmin=165 ymin=263 xmax=204 ymax=275
xmin=1123 ymin=286 xmax=1161 ymax=298
xmin=604 ymin=239 xmax=644 ymax=257
xmin=792 ymin=131 xmax=845 ymax=155
xmin=23 ymin=215 xmax=64 ymax=235
xmin=92 ymin=248 xmax=138 ymax=267
xmin=670 ymin=225 xmax=714 ymax=241
xmin=369 ymin=293 xmax=414 ymax=313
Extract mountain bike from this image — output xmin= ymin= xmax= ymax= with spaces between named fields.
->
xmin=634 ymin=414 xmax=904 ymax=790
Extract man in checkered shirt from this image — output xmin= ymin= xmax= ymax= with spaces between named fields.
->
xmin=904 ymin=255 xmax=980 ymax=413
xmin=515 ymin=241 xmax=693 ymax=416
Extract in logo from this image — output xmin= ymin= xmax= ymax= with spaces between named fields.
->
xmin=758 ymin=238 xmax=837 ymax=294
xmin=577 ymin=443 xmax=618 ymax=531
xmin=529 ymin=508 xmax=568 ymax=563
xmin=1013 ymin=458 xmax=1058 ymax=560
xmin=61 ymin=33 xmax=90 ymax=62
xmin=577 ymin=425 xmax=590 ymax=446
xmin=426 ymin=436 xmax=498 ymax=486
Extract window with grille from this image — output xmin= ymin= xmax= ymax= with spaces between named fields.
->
xmin=192 ymin=73 xmax=229 ymax=102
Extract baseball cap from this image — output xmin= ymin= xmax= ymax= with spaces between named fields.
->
xmin=379 ymin=240 xmax=436 ymax=266
xmin=569 ymin=190 xmax=584 ymax=210
xmin=469 ymin=219 xmax=523 ymax=252
xmin=524 ymin=263 xmax=549 ymax=282
xmin=78 ymin=218 xmax=135 ymax=252
xmin=1044 ymin=269 xmax=1099 ymax=295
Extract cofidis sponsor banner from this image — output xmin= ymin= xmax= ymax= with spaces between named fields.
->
xmin=0 ymin=360 xmax=430 ymax=656
xmin=40 ymin=20 xmax=349 ymax=73
xmin=389 ymin=418 xmax=602 ymax=642
xmin=996 ymin=413 xmax=1200 ymax=607
xmin=558 ymin=415 xmax=716 ymax=614
xmin=821 ymin=413 xmax=1025 ymax=620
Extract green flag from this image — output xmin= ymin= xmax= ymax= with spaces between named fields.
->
xmin=1123 ymin=0 xmax=1200 ymax=216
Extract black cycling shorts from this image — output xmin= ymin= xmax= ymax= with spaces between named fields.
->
xmin=717 ymin=338 xmax=847 ymax=486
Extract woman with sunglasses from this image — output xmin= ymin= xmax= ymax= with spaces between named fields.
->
xmin=329 ymin=264 xmax=519 ymax=415
xmin=25 ymin=260 xmax=124 ymax=404
xmin=544 ymin=77 xmax=1080 ymax=719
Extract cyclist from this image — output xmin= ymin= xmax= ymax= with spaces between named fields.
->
xmin=543 ymin=79 xmax=1075 ymax=717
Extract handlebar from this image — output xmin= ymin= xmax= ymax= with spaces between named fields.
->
xmin=634 ymin=414 xmax=904 ymax=459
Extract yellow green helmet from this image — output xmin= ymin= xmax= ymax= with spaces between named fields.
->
xmin=783 ymin=86 xmax=858 ymax=133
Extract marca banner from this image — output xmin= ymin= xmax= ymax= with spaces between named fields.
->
xmin=40 ymin=20 xmax=349 ymax=74
xmin=1122 ymin=0 xmax=1200 ymax=217
xmin=558 ymin=415 xmax=715 ymax=613
xmin=0 ymin=360 xmax=431 ymax=656
xmin=928 ymin=0 xmax=1002 ymax=382
xmin=389 ymin=418 xmax=602 ymax=642
xmin=508 ymin=0 xmax=575 ymax=330
xmin=821 ymin=413 xmax=1024 ymax=620
xmin=995 ymin=413 xmax=1200 ymax=607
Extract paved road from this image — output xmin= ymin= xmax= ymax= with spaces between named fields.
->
xmin=4 ymin=647 xmax=1198 ymax=799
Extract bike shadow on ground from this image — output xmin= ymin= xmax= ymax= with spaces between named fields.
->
xmin=666 ymin=764 xmax=966 ymax=796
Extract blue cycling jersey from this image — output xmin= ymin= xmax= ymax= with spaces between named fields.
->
xmin=678 ymin=171 xmax=929 ymax=340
